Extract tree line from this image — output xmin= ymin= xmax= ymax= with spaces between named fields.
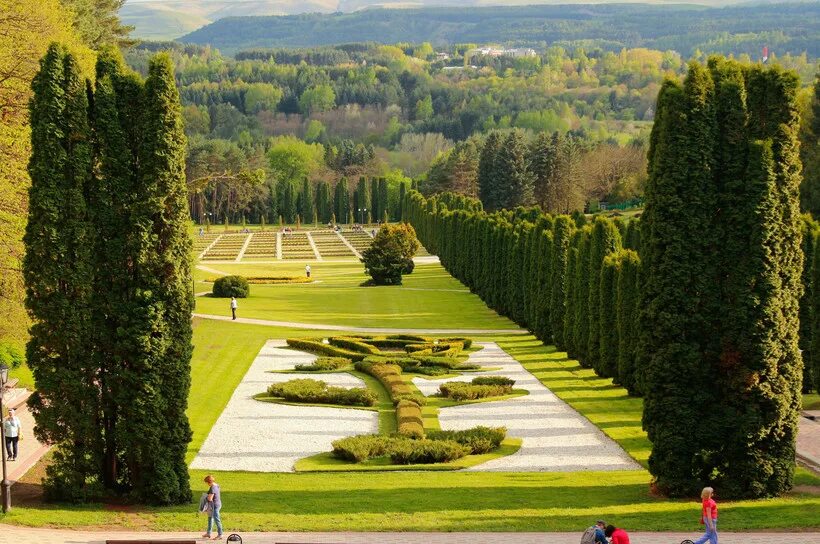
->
xmin=403 ymin=57 xmax=814 ymax=500
xmin=25 ymin=44 xmax=192 ymax=505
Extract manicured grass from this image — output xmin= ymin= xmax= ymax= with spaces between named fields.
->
xmin=294 ymin=438 xmax=522 ymax=472
xmin=804 ymin=393 xmax=820 ymax=411
xmin=4 ymin=262 xmax=819 ymax=531
xmin=193 ymin=261 xmax=519 ymax=330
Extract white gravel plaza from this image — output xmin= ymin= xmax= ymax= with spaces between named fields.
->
xmin=190 ymin=339 xmax=378 ymax=472
xmin=412 ymin=342 xmax=640 ymax=472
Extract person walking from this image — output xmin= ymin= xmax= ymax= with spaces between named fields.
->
xmin=202 ymin=474 xmax=223 ymax=540
xmin=693 ymin=486 xmax=718 ymax=544
xmin=305 ymin=264 xmax=311 ymax=279
xmin=230 ymin=296 xmax=238 ymax=321
xmin=3 ymin=407 xmax=21 ymax=461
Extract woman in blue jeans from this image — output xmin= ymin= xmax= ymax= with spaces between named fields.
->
xmin=694 ymin=486 xmax=718 ymax=544
xmin=203 ymin=474 xmax=223 ymax=540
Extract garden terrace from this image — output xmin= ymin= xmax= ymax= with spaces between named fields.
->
xmin=193 ymin=233 xmax=220 ymax=256
xmin=311 ymin=230 xmax=357 ymax=258
xmin=202 ymin=233 xmax=249 ymax=260
xmin=243 ymin=231 xmax=279 ymax=259
xmin=341 ymin=230 xmax=375 ymax=253
xmin=281 ymin=231 xmax=316 ymax=259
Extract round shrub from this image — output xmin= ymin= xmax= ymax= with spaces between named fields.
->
xmin=212 ymin=275 xmax=249 ymax=298
xmin=389 ymin=438 xmax=468 ymax=464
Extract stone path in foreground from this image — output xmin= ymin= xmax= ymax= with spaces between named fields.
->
xmin=413 ymin=342 xmax=639 ymax=471
xmin=1 ymin=526 xmax=818 ymax=544
xmin=192 ymin=313 xmax=528 ymax=335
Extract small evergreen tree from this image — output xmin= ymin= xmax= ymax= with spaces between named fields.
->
xmin=361 ymin=223 xmax=420 ymax=285
xmin=616 ymin=249 xmax=641 ymax=395
xmin=550 ymin=215 xmax=574 ymax=344
xmin=599 ymin=253 xmax=620 ymax=378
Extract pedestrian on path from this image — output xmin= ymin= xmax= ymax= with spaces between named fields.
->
xmin=693 ymin=486 xmax=718 ymax=544
xmin=305 ymin=264 xmax=311 ymax=278
xmin=604 ymin=524 xmax=630 ymax=544
xmin=3 ymin=407 xmax=22 ymax=461
xmin=230 ymin=297 xmax=237 ymax=320
xmin=202 ymin=474 xmax=223 ymax=540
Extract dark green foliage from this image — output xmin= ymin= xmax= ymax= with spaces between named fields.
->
xmin=571 ymin=228 xmax=591 ymax=362
xmin=438 ymin=381 xmax=513 ymax=400
xmin=354 ymin=177 xmax=371 ymax=220
xmin=799 ymin=217 xmax=818 ymax=392
xmin=390 ymin=438 xmax=468 ymax=464
xmin=812 ymin=236 xmax=820 ymax=393
xmin=640 ymin=60 xmax=804 ymax=499
xmin=294 ymin=356 xmax=351 ymax=371
xmin=297 ymin=178 xmax=315 ymax=223
xmin=562 ymin=246 xmax=579 ymax=351
xmin=426 ymin=426 xmax=506 ymax=454
xmin=799 ymin=74 xmax=819 ymax=216
xmin=496 ymin=130 xmax=534 ymax=209
xmin=586 ymin=217 xmax=622 ymax=371
xmin=316 ymin=181 xmax=333 ymax=223
xmin=334 ymin=178 xmax=350 ymax=223
xmin=550 ymin=216 xmax=574 ymax=344
xmin=266 ymin=378 xmax=376 ymax=406
xmin=361 ymin=223 xmax=420 ymax=285
xmin=25 ymin=44 xmax=98 ymax=502
xmin=212 ymin=275 xmax=250 ymax=297
xmin=472 ymin=376 xmax=515 ymax=386
xmin=598 ymin=253 xmax=620 ymax=379
xmin=478 ymin=131 xmax=503 ymax=211
xmin=27 ymin=46 xmax=194 ymax=505
xmin=616 ymin=249 xmax=641 ymax=396
xmin=623 ymin=219 xmax=641 ymax=251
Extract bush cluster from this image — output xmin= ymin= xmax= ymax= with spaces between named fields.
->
xmin=331 ymin=435 xmax=391 ymax=462
xmin=286 ymin=338 xmax=366 ymax=361
xmin=212 ymin=275 xmax=250 ymax=298
xmin=267 ymin=378 xmax=376 ymax=406
xmin=426 ymin=426 xmax=506 ymax=454
xmin=354 ymin=361 xmax=412 ymax=399
xmin=389 ymin=438 xmax=468 ymax=464
xmin=329 ymin=336 xmax=381 ymax=355
xmin=396 ymin=399 xmax=425 ymax=438
xmin=294 ymin=357 xmax=352 ymax=371
xmin=438 ymin=381 xmax=513 ymax=400
xmin=206 ymin=276 xmax=311 ymax=285
xmin=471 ymin=376 xmax=515 ymax=386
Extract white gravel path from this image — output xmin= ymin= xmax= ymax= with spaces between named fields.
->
xmin=190 ymin=340 xmax=378 ymax=472
xmin=412 ymin=342 xmax=640 ymax=472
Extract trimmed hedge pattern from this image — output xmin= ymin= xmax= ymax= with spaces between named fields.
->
xmin=267 ymin=378 xmax=376 ymax=407
xmin=294 ymin=357 xmax=352 ymax=371
xmin=438 ymin=382 xmax=513 ymax=401
xmin=396 ymin=399 xmax=424 ymax=438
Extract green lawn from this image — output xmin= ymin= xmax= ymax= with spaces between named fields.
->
xmin=193 ymin=261 xmax=520 ymax=330
xmin=4 ymin=260 xmax=819 ymax=531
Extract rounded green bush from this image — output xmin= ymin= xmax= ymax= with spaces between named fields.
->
xmin=212 ymin=275 xmax=250 ymax=298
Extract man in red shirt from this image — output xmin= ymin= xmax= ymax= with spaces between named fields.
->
xmin=605 ymin=524 xmax=631 ymax=544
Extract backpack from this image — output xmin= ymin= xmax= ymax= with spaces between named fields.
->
xmin=580 ymin=526 xmax=598 ymax=544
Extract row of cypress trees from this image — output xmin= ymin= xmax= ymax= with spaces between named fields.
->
xmin=272 ymin=176 xmax=393 ymax=225
xmin=405 ymin=58 xmax=807 ymax=500
xmin=25 ymin=44 xmax=193 ymax=504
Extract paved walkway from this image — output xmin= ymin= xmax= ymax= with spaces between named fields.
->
xmin=191 ymin=313 xmax=527 ymax=335
xmin=190 ymin=340 xmax=377 ymax=472
xmin=798 ymin=415 xmax=820 ymax=471
xmin=413 ymin=342 xmax=639 ymax=471
xmin=1 ymin=526 xmax=818 ymax=544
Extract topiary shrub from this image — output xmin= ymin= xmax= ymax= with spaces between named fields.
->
xmin=361 ymin=223 xmax=420 ymax=285
xmin=294 ymin=357 xmax=352 ymax=371
xmin=287 ymin=338 xmax=366 ymax=361
xmin=396 ymin=400 xmax=425 ymax=438
xmin=389 ymin=438 xmax=468 ymax=464
xmin=212 ymin=275 xmax=250 ymax=298
xmin=426 ymin=426 xmax=506 ymax=454
xmin=328 ymin=336 xmax=381 ymax=355
xmin=438 ymin=381 xmax=513 ymax=401
xmin=471 ymin=376 xmax=515 ymax=386
xmin=266 ymin=379 xmax=376 ymax=406
xmin=331 ymin=435 xmax=392 ymax=462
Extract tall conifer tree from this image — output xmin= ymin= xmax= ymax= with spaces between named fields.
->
xmin=586 ymin=216 xmax=622 ymax=372
xmin=478 ymin=131 xmax=502 ymax=211
xmin=550 ymin=215 xmax=573 ymax=344
xmin=496 ymin=130 xmax=534 ymax=209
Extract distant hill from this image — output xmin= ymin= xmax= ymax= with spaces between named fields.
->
xmin=178 ymin=2 xmax=819 ymax=56
xmin=121 ymin=0 xmax=339 ymax=40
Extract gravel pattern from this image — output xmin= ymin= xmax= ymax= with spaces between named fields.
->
xmin=412 ymin=342 xmax=640 ymax=472
xmin=190 ymin=340 xmax=378 ymax=472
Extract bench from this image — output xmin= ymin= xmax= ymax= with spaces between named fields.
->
xmin=1 ymin=378 xmax=19 ymax=390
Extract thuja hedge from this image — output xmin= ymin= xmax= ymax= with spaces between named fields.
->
xmin=404 ymin=57 xmax=816 ymax=501
xmin=267 ymin=378 xmax=376 ymax=406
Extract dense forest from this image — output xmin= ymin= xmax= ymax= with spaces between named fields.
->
xmin=124 ymin=39 xmax=816 ymax=225
xmin=181 ymin=3 xmax=820 ymax=56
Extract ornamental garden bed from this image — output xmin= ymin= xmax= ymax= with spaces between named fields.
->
xmin=254 ymin=334 xmax=525 ymax=471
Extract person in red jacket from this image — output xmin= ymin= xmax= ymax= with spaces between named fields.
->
xmin=694 ymin=486 xmax=718 ymax=544
xmin=605 ymin=524 xmax=630 ymax=544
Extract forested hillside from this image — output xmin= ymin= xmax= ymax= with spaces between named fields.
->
xmin=181 ymin=3 xmax=820 ymax=56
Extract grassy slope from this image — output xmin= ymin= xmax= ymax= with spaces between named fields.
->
xmin=4 ymin=261 xmax=819 ymax=530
